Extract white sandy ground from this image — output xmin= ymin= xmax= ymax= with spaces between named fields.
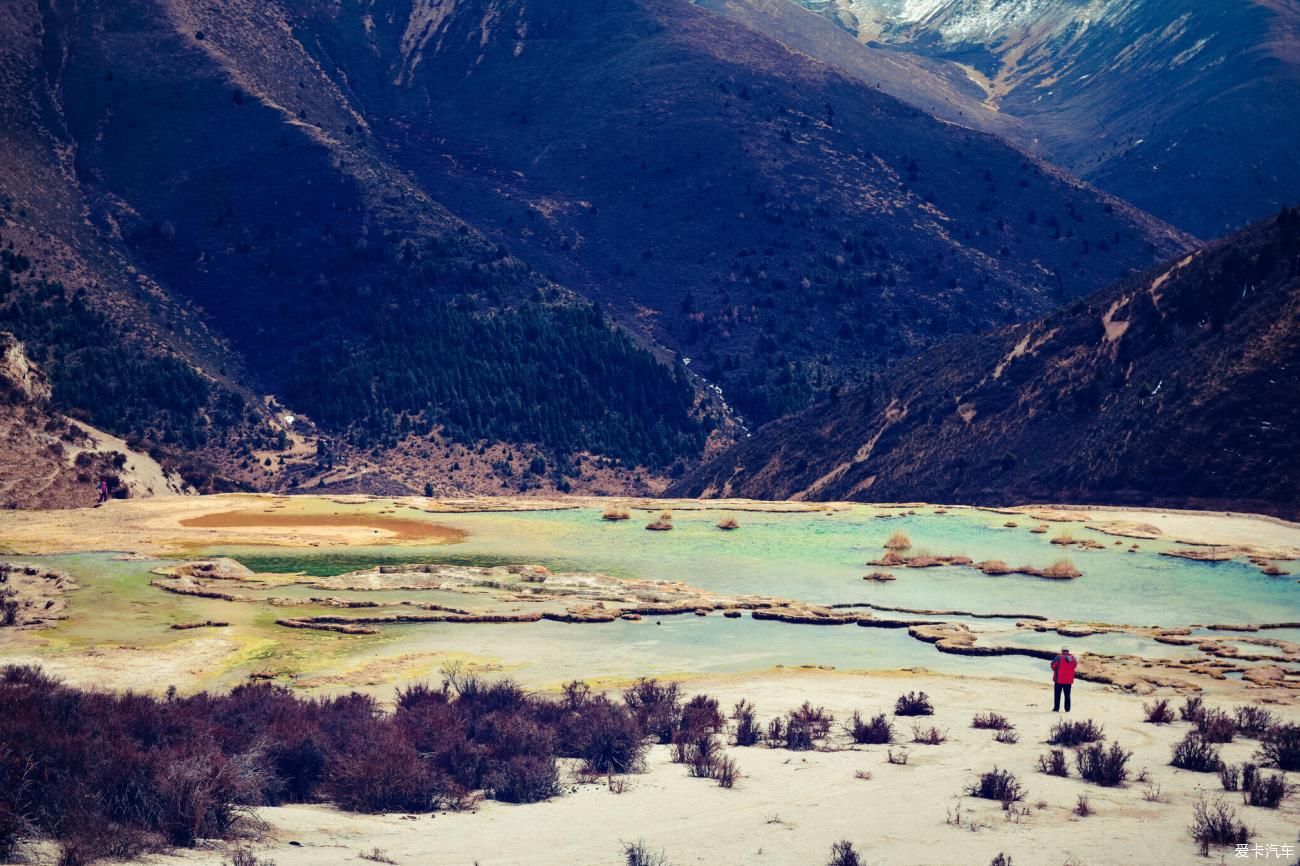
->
xmin=1026 ymin=506 xmax=1300 ymax=554
xmin=113 ymin=671 xmax=1300 ymax=866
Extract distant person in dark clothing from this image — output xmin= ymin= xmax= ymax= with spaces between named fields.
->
xmin=1051 ymin=646 xmax=1077 ymax=712
xmin=97 ymin=479 xmax=109 ymax=504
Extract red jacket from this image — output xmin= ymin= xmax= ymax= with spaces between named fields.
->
xmin=1051 ymin=653 xmax=1077 ymax=684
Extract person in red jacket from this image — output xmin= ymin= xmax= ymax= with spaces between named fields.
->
xmin=1051 ymin=646 xmax=1077 ymax=712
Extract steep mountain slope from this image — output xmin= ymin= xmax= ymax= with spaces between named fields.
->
xmin=673 ymin=209 xmax=1300 ymax=515
xmin=0 ymin=0 xmax=1187 ymax=502
xmin=791 ymin=0 xmax=1300 ymax=238
xmin=0 ymin=0 xmax=712 ymax=498
xmin=283 ymin=0 xmax=1185 ymax=427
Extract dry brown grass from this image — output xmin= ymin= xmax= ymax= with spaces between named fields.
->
xmin=883 ymin=531 xmax=912 ymax=551
xmin=905 ymin=549 xmax=942 ymax=567
xmin=645 ymin=511 xmax=673 ymax=531
xmin=1050 ymin=531 xmax=1076 ymax=545
xmin=1040 ymin=558 xmax=1081 ymax=579
xmin=977 ymin=560 xmax=1013 ymax=575
xmin=716 ymin=515 xmax=739 ymax=531
xmin=602 ymin=507 xmax=631 ymax=521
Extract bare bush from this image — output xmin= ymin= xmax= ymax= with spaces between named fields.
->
xmin=1076 ymin=742 xmax=1131 ymax=787
xmin=894 ymin=691 xmax=933 ymax=716
xmin=1244 ymin=772 xmax=1287 ymax=808
xmin=1188 ymin=796 xmax=1252 ymax=856
xmin=1171 ymin=733 xmax=1222 ymax=772
xmin=1257 ymin=723 xmax=1300 ymax=771
xmin=911 ymin=725 xmax=947 ymax=745
xmin=845 ymin=712 xmax=893 ymax=745
xmin=1047 ymin=719 xmax=1104 ymax=747
xmin=1195 ymin=708 xmax=1237 ymax=743
xmin=1142 ymin=698 xmax=1175 ymax=724
xmin=1037 ymin=749 xmax=1069 ymax=777
xmin=732 ymin=700 xmax=760 ymax=747
xmin=1179 ymin=696 xmax=1204 ymax=723
xmin=828 ymin=840 xmax=861 ymax=866
xmin=624 ymin=840 xmax=671 ymax=866
xmin=1234 ymin=705 xmax=1278 ymax=739
xmin=966 ymin=768 xmax=1026 ymax=807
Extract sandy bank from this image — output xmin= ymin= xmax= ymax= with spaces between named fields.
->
xmin=127 ymin=670 xmax=1298 ymax=866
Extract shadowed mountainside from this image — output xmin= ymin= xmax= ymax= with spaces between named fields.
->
xmin=0 ymin=0 xmax=1191 ymax=501
xmin=672 ymin=209 xmax=1300 ymax=516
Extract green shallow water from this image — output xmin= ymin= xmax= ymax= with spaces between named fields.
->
xmin=215 ymin=506 xmax=1300 ymax=627
xmin=7 ymin=505 xmax=1298 ymax=688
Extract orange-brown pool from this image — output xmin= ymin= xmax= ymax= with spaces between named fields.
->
xmin=179 ymin=510 xmax=468 ymax=543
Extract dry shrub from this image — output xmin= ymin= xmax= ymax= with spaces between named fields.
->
xmin=623 ymin=678 xmax=681 ymax=744
xmin=0 ymin=664 xmax=665 ymax=854
xmin=326 ymin=719 xmax=452 ymax=813
xmin=1073 ymin=794 xmax=1091 ymax=817
xmin=1257 ymin=723 xmax=1300 ymax=771
xmin=602 ymin=507 xmax=630 ymax=521
xmin=845 ymin=712 xmax=893 ymax=745
xmin=911 ymin=725 xmax=947 ymax=745
xmin=1037 ymin=749 xmax=1069 ymax=777
xmin=894 ymin=691 xmax=934 ymax=716
xmin=1047 ymin=719 xmax=1104 ymax=747
xmin=828 ymin=841 xmax=861 ymax=866
xmin=776 ymin=703 xmax=834 ymax=751
xmin=1219 ymin=762 xmax=1241 ymax=791
xmin=1244 ymin=772 xmax=1287 ymax=808
xmin=731 ymin=700 xmax=761 ymax=747
xmin=1051 ymin=531 xmax=1075 ymax=545
xmin=624 ymin=840 xmax=671 ymax=866
xmin=966 ymin=768 xmax=1025 ymax=806
xmin=1233 ymin=705 xmax=1278 ymax=739
xmin=1195 ymin=708 xmax=1237 ymax=743
xmin=994 ymin=728 xmax=1019 ymax=745
xmin=886 ymin=748 xmax=909 ymax=765
xmin=716 ymin=515 xmax=739 ymax=531
xmin=684 ymin=733 xmax=719 ymax=778
xmin=1180 ymin=695 xmax=1205 ymax=723
xmin=680 ymin=694 xmax=725 ymax=738
xmin=1171 ymin=733 xmax=1222 ymax=772
xmin=228 ymin=849 xmax=274 ymax=866
xmin=1076 ymin=742 xmax=1131 ymax=787
xmin=1143 ymin=698 xmax=1175 ymax=724
xmin=1188 ymin=795 xmax=1252 ymax=855
xmin=713 ymin=755 xmax=739 ymax=789
xmin=977 ymin=560 xmax=1013 ymax=575
xmin=971 ymin=712 xmax=1012 ymax=730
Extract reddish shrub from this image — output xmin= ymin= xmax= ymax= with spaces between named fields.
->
xmin=623 ymin=678 xmax=681 ymax=744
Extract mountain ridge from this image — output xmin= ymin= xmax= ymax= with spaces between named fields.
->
xmin=672 ymin=209 xmax=1300 ymax=516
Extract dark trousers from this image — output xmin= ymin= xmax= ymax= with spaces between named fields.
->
xmin=1053 ymin=682 xmax=1072 ymax=712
